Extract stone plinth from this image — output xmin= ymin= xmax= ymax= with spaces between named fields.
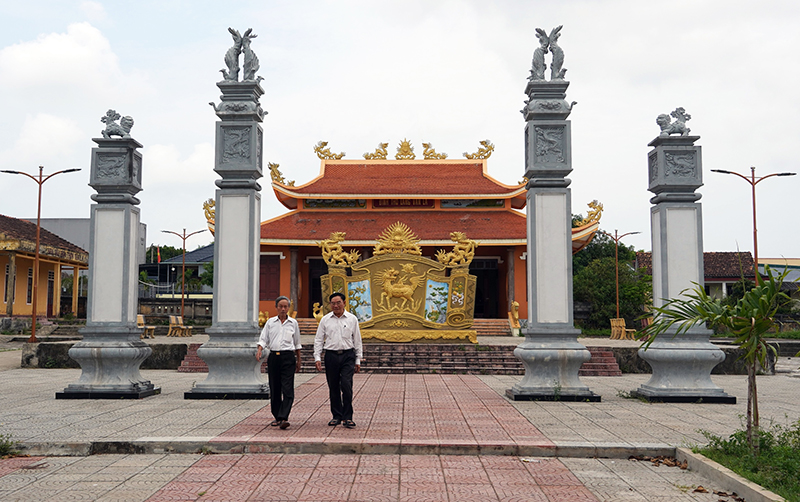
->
xmin=59 ymin=136 xmax=159 ymax=399
xmin=634 ymin=133 xmax=734 ymax=403
xmin=508 ymin=78 xmax=598 ymax=402
xmin=185 ymin=79 xmax=268 ymax=399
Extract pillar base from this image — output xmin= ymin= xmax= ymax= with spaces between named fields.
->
xmin=57 ymin=388 xmax=161 ymax=400
xmin=507 ymin=328 xmax=599 ymax=401
xmin=185 ymin=328 xmax=269 ymax=400
xmin=60 ymin=327 xmax=158 ymax=399
xmin=634 ymin=331 xmax=735 ymax=404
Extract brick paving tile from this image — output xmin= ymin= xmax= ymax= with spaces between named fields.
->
xmin=540 ymin=484 xmax=600 ymax=501
xmin=0 ymin=457 xmax=46 ymax=476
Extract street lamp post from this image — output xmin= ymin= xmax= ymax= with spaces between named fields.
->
xmin=161 ymin=228 xmax=206 ymax=318
xmin=1 ymin=166 xmax=81 ymax=342
xmin=711 ymin=167 xmax=796 ymax=284
xmin=600 ymin=229 xmax=640 ymax=319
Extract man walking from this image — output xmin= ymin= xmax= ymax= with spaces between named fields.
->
xmin=256 ymin=296 xmax=301 ymax=430
xmin=314 ymin=292 xmax=363 ymax=428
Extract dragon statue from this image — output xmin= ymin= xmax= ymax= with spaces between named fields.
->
xmin=314 ymin=141 xmax=345 ymax=160
xmin=422 ymin=142 xmax=448 ymax=160
xmin=363 ymin=142 xmax=388 ymax=160
xmin=463 ymin=140 xmax=494 ymax=159
xmin=435 ymin=232 xmax=479 ymax=266
xmin=318 ymin=232 xmax=360 ymax=266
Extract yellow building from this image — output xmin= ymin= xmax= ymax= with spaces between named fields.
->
xmin=0 ymin=214 xmax=88 ymax=318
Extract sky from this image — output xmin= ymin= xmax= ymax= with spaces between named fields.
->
xmin=1 ymin=0 xmax=799 ymax=259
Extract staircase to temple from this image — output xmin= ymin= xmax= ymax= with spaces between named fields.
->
xmin=578 ymin=346 xmax=622 ymax=376
xmin=178 ymin=342 xmax=622 ymax=376
xmin=295 ymin=318 xmax=510 ymax=337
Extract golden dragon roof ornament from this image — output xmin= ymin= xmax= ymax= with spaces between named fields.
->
xmin=203 ymin=198 xmax=215 ymax=236
xmin=268 ymin=162 xmax=294 ymax=186
xmin=314 ymin=141 xmax=345 ymax=160
xmin=363 ymin=142 xmax=388 ymax=160
xmin=576 ymin=200 xmax=603 ymax=226
xmin=463 ymin=139 xmax=495 ymax=159
xmin=422 ymin=142 xmax=448 ymax=160
xmin=395 ymin=139 xmax=416 ymax=160
xmin=373 ymin=222 xmax=422 ymax=255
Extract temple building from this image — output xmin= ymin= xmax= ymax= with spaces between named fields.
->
xmin=257 ymin=141 xmax=599 ymax=320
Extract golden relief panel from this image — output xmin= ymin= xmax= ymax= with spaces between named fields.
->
xmin=317 ymin=224 xmax=479 ymax=342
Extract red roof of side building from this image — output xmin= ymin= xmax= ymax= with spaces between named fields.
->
xmin=0 ymin=214 xmax=88 ymax=263
xmin=261 ymin=209 xmax=528 ymax=245
xmin=635 ymin=251 xmax=755 ymax=279
xmin=272 ymin=160 xmax=527 ymax=210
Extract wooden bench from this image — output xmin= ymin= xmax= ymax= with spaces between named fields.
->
xmin=137 ymin=314 xmax=156 ymax=339
xmin=167 ymin=315 xmax=193 ymax=337
xmin=610 ymin=318 xmax=636 ymax=340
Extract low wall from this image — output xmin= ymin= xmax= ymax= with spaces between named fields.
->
xmin=22 ymin=342 xmax=187 ymax=370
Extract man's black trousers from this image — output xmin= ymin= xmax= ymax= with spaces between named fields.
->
xmin=324 ymin=348 xmax=355 ymax=421
xmin=267 ymin=351 xmax=296 ymax=421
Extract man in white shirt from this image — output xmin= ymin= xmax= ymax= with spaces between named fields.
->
xmin=314 ymin=292 xmax=363 ymax=428
xmin=256 ymin=296 xmax=301 ymax=429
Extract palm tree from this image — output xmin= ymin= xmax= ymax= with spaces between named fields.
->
xmin=641 ymin=265 xmax=790 ymax=452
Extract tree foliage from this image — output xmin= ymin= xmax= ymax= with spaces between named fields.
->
xmin=571 ymin=219 xmax=650 ymax=329
xmin=145 ymin=244 xmax=182 ymax=264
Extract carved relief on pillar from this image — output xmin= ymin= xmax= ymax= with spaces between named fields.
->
xmin=664 ymin=151 xmax=697 ymax=178
xmin=534 ymin=125 xmax=565 ymax=164
xmin=222 ymin=126 xmax=252 ymax=163
xmin=648 ymin=152 xmax=658 ymax=184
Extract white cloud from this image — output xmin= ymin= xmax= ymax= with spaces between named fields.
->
xmin=3 ymin=113 xmax=85 ymax=165
xmin=80 ymin=1 xmax=107 ymax=23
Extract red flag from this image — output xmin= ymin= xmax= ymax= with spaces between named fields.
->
xmin=157 ymin=246 xmax=161 ymax=263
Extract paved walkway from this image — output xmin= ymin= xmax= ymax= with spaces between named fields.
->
xmin=0 ymin=363 xmax=797 ymax=500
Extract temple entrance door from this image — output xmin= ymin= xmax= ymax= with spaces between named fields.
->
xmin=470 ymin=258 xmax=498 ymax=318
xmin=308 ymin=258 xmax=326 ymax=317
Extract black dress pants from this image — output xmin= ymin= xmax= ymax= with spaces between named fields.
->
xmin=324 ymin=349 xmax=355 ymax=421
xmin=267 ymin=351 xmax=296 ymax=421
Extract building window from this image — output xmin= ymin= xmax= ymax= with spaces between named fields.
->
xmin=27 ymin=268 xmax=33 ymax=304
xmin=259 ymin=255 xmax=280 ymax=301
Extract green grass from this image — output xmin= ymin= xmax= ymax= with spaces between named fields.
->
xmin=695 ymin=420 xmax=800 ymax=502
xmin=0 ymin=434 xmax=19 ymax=457
xmin=579 ymin=328 xmax=612 ymax=338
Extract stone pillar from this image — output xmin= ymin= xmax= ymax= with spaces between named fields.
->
xmin=633 ymin=133 xmax=735 ymax=403
xmin=57 ymin=134 xmax=159 ymax=399
xmin=506 ymin=77 xmax=598 ymax=402
xmin=290 ymin=246 xmax=298 ymax=312
xmin=184 ymin=77 xmax=269 ymax=399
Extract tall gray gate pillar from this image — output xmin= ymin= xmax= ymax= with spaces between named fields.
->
xmin=185 ymin=28 xmax=269 ymax=399
xmin=633 ymin=112 xmax=734 ymax=403
xmin=507 ymin=26 xmax=598 ymax=401
xmin=58 ymin=111 xmax=159 ymax=399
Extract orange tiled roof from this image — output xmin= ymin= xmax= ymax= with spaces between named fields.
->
xmin=272 ymin=160 xmax=526 ymax=202
xmin=261 ymin=210 xmax=528 ymax=243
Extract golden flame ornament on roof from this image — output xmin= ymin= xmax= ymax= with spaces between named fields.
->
xmin=373 ymin=222 xmax=422 ymax=255
xmin=422 ymin=142 xmax=448 ymax=160
xmin=363 ymin=142 xmax=389 ymax=160
xmin=463 ymin=139 xmax=495 ymax=159
xmin=314 ymin=141 xmax=345 ymax=160
xmin=395 ymin=139 xmax=416 ymax=160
